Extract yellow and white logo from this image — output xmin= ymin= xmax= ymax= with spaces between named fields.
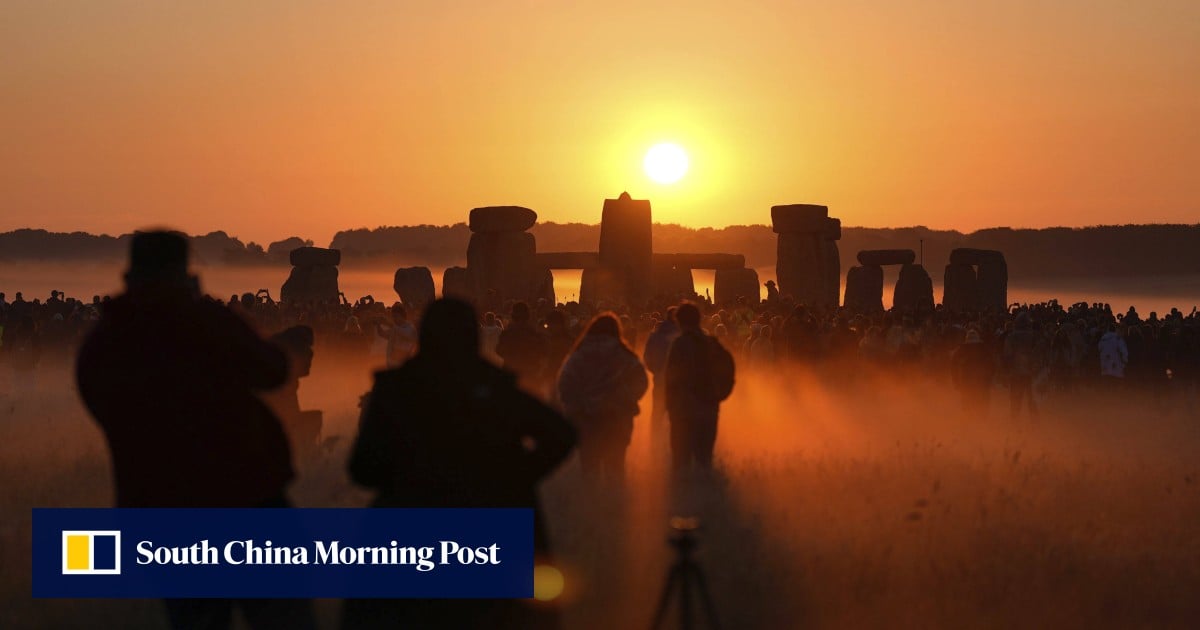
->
xmin=62 ymin=531 xmax=121 ymax=575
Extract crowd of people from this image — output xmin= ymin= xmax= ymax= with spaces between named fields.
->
xmin=3 ymin=232 xmax=1199 ymax=629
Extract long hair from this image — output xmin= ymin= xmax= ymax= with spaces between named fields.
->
xmin=569 ymin=311 xmax=632 ymax=354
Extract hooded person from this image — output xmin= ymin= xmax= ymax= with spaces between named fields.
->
xmin=557 ymin=313 xmax=648 ymax=482
xmin=345 ymin=298 xmax=577 ymax=630
xmin=75 ymin=230 xmax=314 ymax=630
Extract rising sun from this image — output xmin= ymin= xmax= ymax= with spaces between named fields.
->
xmin=643 ymin=142 xmax=689 ymax=184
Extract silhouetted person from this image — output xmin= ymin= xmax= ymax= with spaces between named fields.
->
xmin=643 ymin=306 xmax=680 ymax=441
xmin=263 ymin=325 xmax=321 ymax=465
xmin=75 ymin=231 xmax=314 ymax=630
xmin=665 ymin=303 xmax=735 ymax=472
xmin=345 ymin=298 xmax=576 ymax=630
xmin=496 ymin=301 xmax=547 ymax=393
xmin=1099 ymin=324 xmax=1129 ymax=379
xmin=1004 ymin=313 xmax=1043 ymax=418
xmin=557 ymin=313 xmax=648 ymax=483
xmin=542 ymin=309 xmax=575 ymax=391
xmin=378 ymin=303 xmax=417 ymax=367
xmin=952 ymin=328 xmax=994 ymax=414
xmin=6 ymin=314 xmax=41 ymax=393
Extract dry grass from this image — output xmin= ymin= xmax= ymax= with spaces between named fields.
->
xmin=3 ymin=356 xmax=1200 ymax=629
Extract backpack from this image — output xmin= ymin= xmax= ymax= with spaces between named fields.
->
xmin=706 ymin=336 xmax=736 ymax=402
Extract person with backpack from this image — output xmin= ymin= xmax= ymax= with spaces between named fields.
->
xmin=664 ymin=302 xmax=735 ymax=472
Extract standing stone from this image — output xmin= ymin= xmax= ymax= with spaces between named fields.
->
xmin=948 ymin=248 xmax=1007 ymax=312
xmin=650 ymin=262 xmax=695 ymax=300
xmin=580 ymin=267 xmax=624 ymax=306
xmin=393 ymin=267 xmax=436 ymax=309
xmin=598 ymin=192 xmax=653 ymax=303
xmin=773 ymin=204 xmax=840 ymax=309
xmin=466 ymin=230 xmax=537 ymax=301
xmin=942 ymin=263 xmax=979 ymax=311
xmin=844 ymin=265 xmax=884 ymax=313
xmin=976 ymin=258 xmax=1009 ymax=312
xmin=442 ymin=266 xmax=472 ymax=300
xmin=820 ymin=238 xmax=841 ymax=308
xmin=714 ymin=268 xmax=761 ymax=305
xmin=776 ymin=232 xmax=825 ymax=306
xmin=893 ymin=264 xmax=934 ymax=312
xmin=281 ymin=247 xmax=340 ymax=304
xmin=534 ymin=267 xmax=556 ymax=305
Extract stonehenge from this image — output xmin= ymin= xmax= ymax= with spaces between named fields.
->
xmin=356 ymin=196 xmax=1014 ymax=315
xmin=443 ymin=206 xmax=554 ymax=306
xmin=468 ymin=205 xmax=537 ymax=233
xmin=538 ymin=192 xmax=755 ymax=306
xmin=393 ymin=267 xmax=436 ymax=309
xmin=281 ymin=247 xmax=341 ymax=304
xmin=714 ymin=268 xmax=760 ymax=305
xmin=441 ymin=266 xmax=472 ymax=300
xmin=844 ymin=249 xmax=934 ymax=313
xmin=943 ymin=248 xmax=1008 ymax=312
xmin=843 ymin=265 xmax=884 ymax=313
xmin=893 ymin=263 xmax=935 ymax=312
xmin=773 ymin=204 xmax=841 ymax=308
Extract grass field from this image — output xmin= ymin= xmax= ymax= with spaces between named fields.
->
xmin=3 ymin=355 xmax=1200 ymax=629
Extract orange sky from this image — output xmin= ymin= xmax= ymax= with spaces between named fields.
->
xmin=2 ymin=1 xmax=1197 ymax=246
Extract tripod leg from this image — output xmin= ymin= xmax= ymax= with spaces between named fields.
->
xmin=650 ymin=566 xmax=681 ymax=630
xmin=680 ymin=565 xmax=694 ymax=630
xmin=690 ymin=566 xmax=721 ymax=630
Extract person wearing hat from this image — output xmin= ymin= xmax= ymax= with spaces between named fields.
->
xmin=76 ymin=230 xmax=315 ymax=630
xmin=952 ymin=327 xmax=996 ymax=415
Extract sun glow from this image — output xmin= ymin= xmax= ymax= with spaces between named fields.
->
xmin=643 ymin=143 xmax=689 ymax=184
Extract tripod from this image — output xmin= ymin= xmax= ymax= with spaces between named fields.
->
xmin=649 ymin=517 xmax=720 ymax=630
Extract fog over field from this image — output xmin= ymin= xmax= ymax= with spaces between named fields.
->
xmin=3 ymin=262 xmax=1198 ymax=316
xmin=3 ymin=344 xmax=1200 ymax=628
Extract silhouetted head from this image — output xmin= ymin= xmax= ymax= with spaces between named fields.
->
xmin=511 ymin=301 xmax=530 ymax=324
xmin=545 ymin=309 xmax=566 ymax=331
xmin=419 ymin=298 xmax=480 ymax=361
xmin=124 ymin=230 xmax=195 ymax=292
xmin=271 ymin=325 xmax=315 ymax=378
xmin=584 ymin=312 xmax=622 ymax=339
xmin=676 ymin=303 xmax=702 ymax=331
xmin=664 ymin=306 xmax=678 ymax=323
xmin=392 ymin=303 xmax=408 ymax=322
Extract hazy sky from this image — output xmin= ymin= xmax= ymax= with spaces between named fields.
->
xmin=3 ymin=1 xmax=1198 ymax=246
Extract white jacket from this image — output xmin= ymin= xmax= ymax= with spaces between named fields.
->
xmin=1098 ymin=331 xmax=1128 ymax=378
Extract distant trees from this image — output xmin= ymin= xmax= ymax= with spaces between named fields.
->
xmin=2 ymin=223 xmax=1198 ymax=280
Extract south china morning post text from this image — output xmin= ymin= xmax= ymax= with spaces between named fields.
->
xmin=135 ymin=538 xmax=501 ymax=571
xmin=32 ymin=508 xmax=535 ymax=598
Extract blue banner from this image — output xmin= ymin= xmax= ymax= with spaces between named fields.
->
xmin=33 ymin=508 xmax=533 ymax=598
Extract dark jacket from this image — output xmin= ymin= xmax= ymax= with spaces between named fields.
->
xmin=665 ymin=329 xmax=731 ymax=421
xmin=496 ymin=322 xmax=548 ymax=380
xmin=349 ymin=354 xmax=576 ymax=526
xmin=76 ymin=288 xmax=291 ymax=507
